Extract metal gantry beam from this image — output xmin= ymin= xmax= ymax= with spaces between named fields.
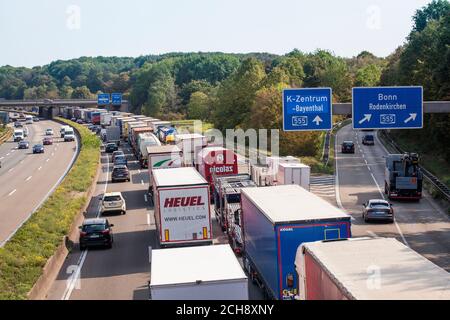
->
xmin=332 ymin=101 xmax=450 ymax=115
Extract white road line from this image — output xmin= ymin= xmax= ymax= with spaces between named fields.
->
xmin=334 ymin=132 xmax=355 ymax=221
xmin=138 ymin=169 xmax=141 ymax=174
xmin=8 ymin=189 xmax=17 ymax=196
xmin=20 ymin=160 xmax=24 ymax=164
xmin=0 ymin=157 xmax=3 ymax=160
xmin=62 ymin=153 xmax=110 ymax=300
xmin=141 ymin=179 xmax=144 ymax=185
xmin=147 ymin=213 xmax=150 ymax=225
xmin=52 ymin=153 xmax=55 ymax=157
xmin=11 ymin=150 xmax=15 ymax=153
xmin=26 ymin=176 xmax=32 ymax=181
xmin=38 ymin=166 xmax=42 ymax=171
xmin=8 ymin=168 xmax=13 ymax=172
xmin=367 ymin=231 xmax=378 ymax=238
xmin=46 ymin=158 xmax=49 ymax=162
xmin=6 ymin=153 xmax=10 ymax=156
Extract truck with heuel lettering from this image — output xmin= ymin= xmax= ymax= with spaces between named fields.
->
xmin=152 ymin=167 xmax=213 ymax=247
xmin=213 ymin=174 xmax=256 ymax=254
xmin=384 ymin=153 xmax=423 ymax=200
xmin=196 ymin=146 xmax=238 ymax=195
xmin=150 ymin=245 xmax=248 ymax=300
xmin=295 ymin=237 xmax=450 ymax=300
xmin=147 ymin=145 xmax=183 ymax=195
xmin=240 ymin=184 xmax=352 ymax=300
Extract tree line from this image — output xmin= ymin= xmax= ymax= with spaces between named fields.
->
xmin=0 ymin=0 xmax=448 ymax=158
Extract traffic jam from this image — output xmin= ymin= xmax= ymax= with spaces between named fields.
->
xmin=61 ymin=107 xmax=449 ymax=300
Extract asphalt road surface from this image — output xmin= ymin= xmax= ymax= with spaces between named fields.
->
xmin=336 ymin=124 xmax=450 ymax=271
xmin=0 ymin=120 xmax=77 ymax=245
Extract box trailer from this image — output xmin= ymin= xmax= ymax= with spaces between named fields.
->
xmin=91 ymin=111 xmax=101 ymax=125
xmin=197 ymin=146 xmax=238 ymax=194
xmin=105 ymin=126 xmax=121 ymax=145
xmin=150 ymin=244 xmax=248 ymax=300
xmin=147 ymin=145 xmax=183 ymax=192
xmin=175 ymin=133 xmax=208 ymax=166
xmin=123 ymin=121 xmax=144 ymax=141
xmin=101 ymin=113 xmax=113 ymax=126
xmin=241 ymin=184 xmax=352 ymax=300
xmin=137 ymin=132 xmax=161 ymax=167
xmin=130 ymin=126 xmax=153 ymax=153
xmin=120 ymin=118 xmax=137 ymax=139
xmin=277 ymin=163 xmax=311 ymax=191
xmin=152 ymin=167 xmax=213 ymax=247
xmin=296 ymin=237 xmax=450 ymax=300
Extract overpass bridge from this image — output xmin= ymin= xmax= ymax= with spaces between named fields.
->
xmin=0 ymin=98 xmax=129 ymax=119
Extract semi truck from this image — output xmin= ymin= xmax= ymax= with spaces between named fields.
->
xmin=196 ymin=146 xmax=238 ymax=195
xmin=175 ymin=133 xmax=208 ymax=166
xmin=147 ymin=145 xmax=183 ymax=194
xmin=105 ymin=126 xmax=121 ymax=145
xmin=241 ymin=184 xmax=352 ymax=300
xmin=137 ymin=132 xmax=161 ymax=167
xmin=130 ymin=126 xmax=153 ymax=154
xmin=150 ymin=245 xmax=248 ymax=300
xmin=156 ymin=126 xmax=177 ymax=144
xmin=213 ymin=173 xmax=256 ymax=254
xmin=384 ymin=153 xmax=423 ymax=200
xmin=100 ymin=113 xmax=113 ymax=126
xmin=276 ymin=163 xmax=311 ymax=191
xmin=152 ymin=167 xmax=213 ymax=247
xmin=295 ymin=237 xmax=450 ymax=300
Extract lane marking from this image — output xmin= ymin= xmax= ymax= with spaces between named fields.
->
xmin=11 ymin=150 xmax=15 ymax=153
xmin=147 ymin=213 xmax=150 ymax=225
xmin=62 ymin=152 xmax=110 ymax=300
xmin=138 ymin=169 xmax=141 ymax=174
xmin=6 ymin=153 xmax=10 ymax=156
xmin=8 ymin=168 xmax=13 ymax=172
xmin=38 ymin=166 xmax=42 ymax=171
xmin=0 ymin=157 xmax=3 ymax=160
xmin=334 ymin=130 xmax=355 ymax=221
xmin=52 ymin=152 xmax=55 ymax=157
xmin=46 ymin=158 xmax=50 ymax=162
xmin=141 ymin=179 xmax=144 ymax=186
xmin=26 ymin=176 xmax=32 ymax=181
xmin=8 ymin=189 xmax=17 ymax=196
xmin=367 ymin=231 xmax=378 ymax=238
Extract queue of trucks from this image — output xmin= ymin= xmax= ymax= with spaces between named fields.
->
xmin=65 ymin=108 xmax=450 ymax=301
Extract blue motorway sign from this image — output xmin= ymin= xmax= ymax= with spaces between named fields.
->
xmin=352 ymin=86 xmax=423 ymax=129
xmin=282 ymin=88 xmax=332 ymax=131
xmin=111 ymin=93 xmax=122 ymax=106
xmin=97 ymin=93 xmax=110 ymax=105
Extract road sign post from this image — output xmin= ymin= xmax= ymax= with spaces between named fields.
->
xmin=97 ymin=93 xmax=110 ymax=106
xmin=352 ymin=86 xmax=423 ymax=130
xmin=111 ymin=93 xmax=122 ymax=106
xmin=282 ymin=88 xmax=332 ymax=131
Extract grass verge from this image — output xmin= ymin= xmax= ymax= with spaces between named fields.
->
xmin=0 ymin=126 xmax=12 ymax=144
xmin=0 ymin=118 xmax=100 ymax=299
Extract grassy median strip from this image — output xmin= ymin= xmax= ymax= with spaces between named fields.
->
xmin=0 ymin=118 xmax=100 ymax=300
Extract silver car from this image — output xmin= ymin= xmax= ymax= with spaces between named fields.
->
xmin=362 ymin=199 xmax=394 ymax=223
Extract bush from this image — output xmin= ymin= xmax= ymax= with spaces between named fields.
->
xmin=0 ymin=118 xmax=100 ymax=299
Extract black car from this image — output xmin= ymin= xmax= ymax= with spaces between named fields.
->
xmin=18 ymin=140 xmax=29 ymax=149
xmin=341 ymin=141 xmax=355 ymax=153
xmin=79 ymin=218 xmax=114 ymax=250
xmin=362 ymin=134 xmax=375 ymax=145
xmin=111 ymin=165 xmax=130 ymax=182
xmin=105 ymin=143 xmax=118 ymax=153
xmin=32 ymin=144 xmax=45 ymax=154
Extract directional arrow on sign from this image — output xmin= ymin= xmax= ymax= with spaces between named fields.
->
xmin=404 ymin=113 xmax=417 ymax=124
xmin=358 ymin=114 xmax=372 ymax=124
xmin=313 ymin=116 xmax=323 ymax=126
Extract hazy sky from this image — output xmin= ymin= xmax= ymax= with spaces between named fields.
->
xmin=0 ymin=0 xmax=432 ymax=67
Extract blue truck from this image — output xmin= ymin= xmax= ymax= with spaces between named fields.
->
xmin=240 ymin=184 xmax=352 ymax=300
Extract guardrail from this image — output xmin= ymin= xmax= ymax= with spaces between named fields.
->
xmin=321 ymin=119 xmax=351 ymax=166
xmin=379 ymin=130 xmax=450 ymax=202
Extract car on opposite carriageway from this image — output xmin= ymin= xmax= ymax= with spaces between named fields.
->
xmin=18 ymin=140 xmax=29 ymax=149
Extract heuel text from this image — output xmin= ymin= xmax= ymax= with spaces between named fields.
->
xmin=164 ymin=196 xmax=205 ymax=208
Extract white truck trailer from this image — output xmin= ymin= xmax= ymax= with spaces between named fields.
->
xmin=277 ymin=163 xmax=311 ymax=191
xmin=152 ymin=167 xmax=213 ymax=247
xmin=295 ymin=237 xmax=450 ymax=300
xmin=150 ymin=244 xmax=248 ymax=300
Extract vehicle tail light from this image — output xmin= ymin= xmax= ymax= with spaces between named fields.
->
xmin=102 ymin=229 xmax=110 ymax=235
xmin=80 ymin=231 xmax=87 ymax=237
xmin=164 ymin=229 xmax=169 ymax=241
xmin=202 ymin=227 xmax=208 ymax=239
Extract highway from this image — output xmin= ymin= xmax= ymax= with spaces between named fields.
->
xmin=0 ymin=120 xmax=78 ymax=245
xmin=336 ymin=124 xmax=450 ymax=271
xmin=46 ymin=142 xmax=263 ymax=300
xmin=44 ymin=124 xmax=450 ymax=300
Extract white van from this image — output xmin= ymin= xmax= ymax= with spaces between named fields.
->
xmin=63 ymin=127 xmax=75 ymax=142
xmin=14 ymin=129 xmax=24 ymax=142
xmin=25 ymin=115 xmax=33 ymax=124
xmin=60 ymin=125 xmax=70 ymax=138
